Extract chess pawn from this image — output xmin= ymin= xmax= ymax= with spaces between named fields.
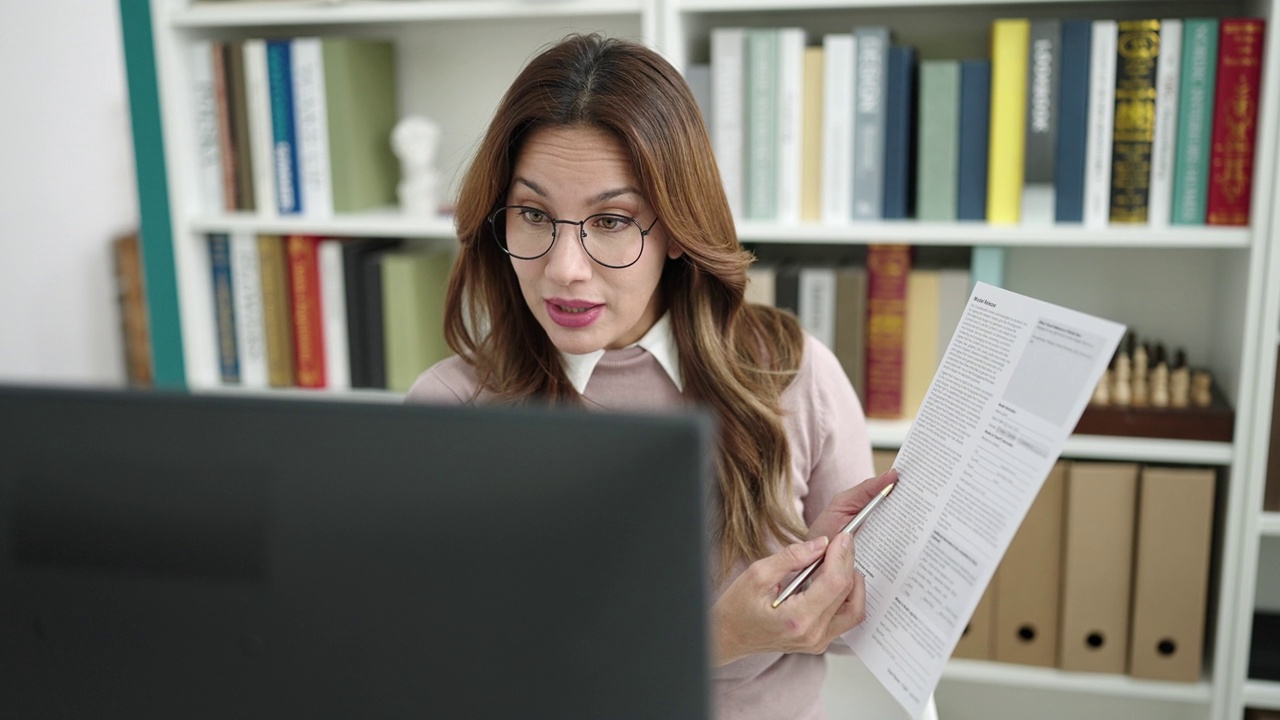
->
xmin=1113 ymin=351 xmax=1132 ymax=407
xmin=1170 ymin=350 xmax=1191 ymax=408
xmin=1091 ymin=369 xmax=1112 ymax=406
xmin=1149 ymin=344 xmax=1169 ymax=408
xmin=1191 ymin=370 xmax=1213 ymax=407
xmin=1132 ymin=342 xmax=1150 ymax=407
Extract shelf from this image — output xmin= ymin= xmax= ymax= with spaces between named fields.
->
xmin=170 ymin=0 xmax=644 ymax=28
xmin=735 ymin=221 xmax=1251 ymax=248
xmin=188 ymin=210 xmax=458 ymax=239
xmin=869 ymin=421 xmax=1233 ymax=464
xmin=681 ymin=0 xmax=1213 ymax=11
xmin=942 ymin=659 xmax=1213 ymax=704
xmin=1245 ymin=679 xmax=1280 ymax=711
xmin=1261 ymin=513 xmax=1280 ymax=538
xmin=195 ymin=385 xmax=404 ymax=404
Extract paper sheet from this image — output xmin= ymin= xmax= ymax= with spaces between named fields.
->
xmin=843 ymin=282 xmax=1126 ymax=718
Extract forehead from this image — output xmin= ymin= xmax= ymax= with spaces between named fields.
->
xmin=512 ymin=125 xmax=636 ymax=182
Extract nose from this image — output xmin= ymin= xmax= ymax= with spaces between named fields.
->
xmin=543 ymin=224 xmax=593 ymax=286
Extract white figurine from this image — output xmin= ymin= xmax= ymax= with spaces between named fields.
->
xmin=392 ymin=116 xmax=442 ymax=216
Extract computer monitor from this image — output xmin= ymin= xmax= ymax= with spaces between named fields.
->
xmin=0 ymin=385 xmax=713 ymax=718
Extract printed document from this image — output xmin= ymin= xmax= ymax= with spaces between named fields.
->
xmin=843 ymin=282 xmax=1126 ymax=718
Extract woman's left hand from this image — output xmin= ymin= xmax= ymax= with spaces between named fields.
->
xmin=807 ymin=468 xmax=898 ymax=542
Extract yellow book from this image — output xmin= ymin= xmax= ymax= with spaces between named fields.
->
xmin=256 ymin=234 xmax=295 ymax=387
xmin=902 ymin=269 xmax=940 ymax=418
xmin=800 ymin=46 xmax=824 ymax=223
xmin=987 ymin=19 xmax=1030 ymax=224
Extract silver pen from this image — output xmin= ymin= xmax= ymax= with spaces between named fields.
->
xmin=771 ymin=481 xmax=896 ymax=609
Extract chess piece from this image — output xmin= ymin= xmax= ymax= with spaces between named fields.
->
xmin=1191 ymin=370 xmax=1213 ymax=407
xmin=1132 ymin=341 xmax=1149 ymax=407
xmin=1170 ymin=349 xmax=1191 ymax=408
xmin=1113 ymin=340 xmax=1132 ymax=407
xmin=1149 ymin=344 xmax=1169 ymax=408
xmin=392 ymin=116 xmax=442 ymax=216
xmin=1092 ymin=351 xmax=1115 ymax=406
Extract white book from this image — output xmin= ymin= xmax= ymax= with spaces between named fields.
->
xmin=1149 ymin=19 xmax=1182 ymax=228
xmin=776 ymin=28 xmax=806 ymax=225
xmin=190 ymin=40 xmax=224 ymax=214
xmin=242 ymin=39 xmax=277 ymax=218
xmin=1084 ymin=20 xmax=1117 ymax=228
xmin=318 ymin=239 xmax=351 ymax=390
xmin=711 ymin=28 xmax=746 ymax=219
xmin=229 ymin=232 xmax=269 ymax=388
xmin=290 ymin=38 xmax=333 ymax=218
xmin=745 ymin=265 xmax=777 ymax=306
xmin=822 ymin=34 xmax=856 ymax=225
xmin=798 ymin=266 xmax=838 ymax=351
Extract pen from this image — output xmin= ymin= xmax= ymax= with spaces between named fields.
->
xmin=771 ymin=481 xmax=896 ymax=609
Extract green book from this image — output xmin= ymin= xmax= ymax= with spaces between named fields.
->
xmin=382 ymin=249 xmax=454 ymax=393
xmin=1171 ymin=19 xmax=1219 ymax=225
xmin=916 ymin=60 xmax=961 ymax=221
xmin=322 ymin=38 xmax=399 ymax=213
xmin=744 ymin=28 xmax=779 ymax=220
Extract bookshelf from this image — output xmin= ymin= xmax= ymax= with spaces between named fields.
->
xmin=120 ymin=1 xmax=1278 ymax=719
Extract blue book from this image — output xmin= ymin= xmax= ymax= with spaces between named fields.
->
xmin=265 ymin=39 xmax=301 ymax=215
xmin=956 ymin=60 xmax=991 ymax=221
xmin=882 ymin=45 xmax=917 ymax=219
xmin=208 ymin=233 xmax=240 ymax=383
xmin=1054 ymin=20 xmax=1092 ymax=223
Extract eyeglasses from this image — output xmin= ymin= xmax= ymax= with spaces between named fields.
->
xmin=488 ymin=205 xmax=659 ymax=269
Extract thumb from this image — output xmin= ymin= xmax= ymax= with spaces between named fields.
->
xmin=773 ymin=536 xmax=830 ymax=573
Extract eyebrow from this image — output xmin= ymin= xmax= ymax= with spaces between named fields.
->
xmin=512 ymin=176 xmax=642 ymax=204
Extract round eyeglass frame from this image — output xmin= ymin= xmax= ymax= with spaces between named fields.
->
xmin=488 ymin=205 xmax=660 ymax=270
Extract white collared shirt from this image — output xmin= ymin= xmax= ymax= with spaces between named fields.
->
xmin=558 ymin=313 xmax=683 ymax=395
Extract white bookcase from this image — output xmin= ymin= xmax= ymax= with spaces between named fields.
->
xmin=129 ymin=1 xmax=1280 ymax=718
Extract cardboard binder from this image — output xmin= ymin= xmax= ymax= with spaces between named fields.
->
xmin=1058 ymin=461 xmax=1139 ymax=673
xmin=872 ymin=449 xmax=897 ymax=477
xmin=994 ymin=461 xmax=1067 ymax=667
xmin=1128 ymin=466 xmax=1216 ymax=681
xmin=954 ymin=570 xmax=997 ymax=660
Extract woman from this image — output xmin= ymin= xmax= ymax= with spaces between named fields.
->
xmin=407 ymin=33 xmax=894 ymax=719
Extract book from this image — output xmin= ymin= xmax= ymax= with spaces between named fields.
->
xmin=685 ymin=63 xmax=712 ymax=130
xmin=776 ymin=28 xmax=806 ymax=224
xmin=321 ymin=38 xmax=399 ymax=214
xmin=1109 ymin=19 xmax=1161 ymax=224
xmin=915 ymin=60 xmax=961 ymax=222
xmin=285 ymin=235 xmax=325 ymax=388
xmin=711 ymin=27 xmax=746 ymax=218
xmin=382 ymin=249 xmax=455 ymax=393
xmin=851 ymin=26 xmax=889 ymax=220
xmin=1022 ymin=19 xmax=1060 ymax=225
xmin=210 ymin=41 xmax=239 ymax=212
xmin=230 ymin=231 xmax=268 ymax=388
xmin=266 ymin=39 xmax=301 ymax=215
xmin=1084 ymin=20 xmax=1118 ymax=227
xmin=242 ymin=39 xmax=276 ymax=217
xmin=317 ymin=239 xmax=350 ymax=390
xmin=864 ymin=244 xmax=910 ymax=419
xmin=798 ymin=266 xmax=837 ymax=350
xmin=744 ymin=264 xmax=777 ymax=307
xmin=800 ymin=46 xmax=824 ymax=223
xmin=1054 ymin=20 xmax=1092 ymax=223
xmin=257 ymin=234 xmax=295 ymax=387
xmin=112 ymin=233 xmax=152 ymax=387
xmin=744 ymin=28 xmax=780 ymax=221
xmin=361 ymin=249 xmax=393 ymax=390
xmin=1171 ymin=19 xmax=1220 ymax=225
xmin=882 ymin=45 xmax=917 ymax=220
xmin=956 ymin=60 xmax=991 ymax=221
xmin=1206 ymin=18 xmax=1266 ymax=226
xmin=290 ymin=38 xmax=333 ymax=218
xmin=902 ymin=268 xmax=940 ymax=417
xmin=225 ymin=40 xmax=255 ymax=212
xmin=833 ymin=265 xmax=868 ymax=404
xmin=343 ymin=239 xmax=401 ymax=389
xmin=190 ymin=40 xmax=224 ymax=214
xmin=208 ymin=233 xmax=239 ymax=384
xmin=774 ymin=265 xmax=800 ymax=316
xmin=1148 ymin=19 xmax=1183 ymax=227
xmin=986 ymin=19 xmax=1030 ymax=225
xmin=822 ymin=34 xmax=856 ymax=225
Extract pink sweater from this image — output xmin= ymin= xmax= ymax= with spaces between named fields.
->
xmin=406 ymin=333 xmax=876 ymax=720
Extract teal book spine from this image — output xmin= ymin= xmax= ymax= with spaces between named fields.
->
xmin=1171 ymin=18 xmax=1219 ymax=224
xmin=916 ymin=60 xmax=961 ymax=221
xmin=744 ymin=29 xmax=779 ymax=220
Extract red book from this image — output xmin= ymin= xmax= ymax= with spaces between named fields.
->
xmin=1206 ymin=18 xmax=1266 ymax=226
xmin=286 ymin=235 xmax=326 ymax=388
xmin=864 ymin=244 xmax=911 ymax=419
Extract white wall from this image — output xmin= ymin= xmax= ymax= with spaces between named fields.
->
xmin=0 ymin=2 xmax=137 ymax=386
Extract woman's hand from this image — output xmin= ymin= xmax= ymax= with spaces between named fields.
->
xmin=710 ymin=532 xmax=865 ymax=666
xmin=807 ymin=468 xmax=898 ymax=542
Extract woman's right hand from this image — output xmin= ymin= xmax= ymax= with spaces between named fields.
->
xmin=710 ymin=532 xmax=865 ymax=667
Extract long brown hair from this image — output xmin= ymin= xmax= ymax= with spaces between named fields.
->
xmin=444 ymin=33 xmax=808 ymax=570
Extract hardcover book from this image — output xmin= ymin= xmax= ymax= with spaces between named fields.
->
xmin=956 ymin=60 xmax=991 ymax=221
xmin=744 ymin=28 xmax=780 ymax=221
xmin=864 ymin=244 xmax=911 ymax=419
xmin=286 ymin=235 xmax=325 ymax=388
xmin=1054 ymin=20 xmax=1092 ymax=223
xmin=851 ymin=26 xmax=890 ymax=220
xmin=882 ymin=45 xmax=917 ymax=220
xmin=1108 ymin=19 xmax=1161 ymax=224
xmin=1022 ymin=19 xmax=1061 ymax=224
xmin=916 ymin=60 xmax=961 ymax=222
xmin=208 ymin=233 xmax=239 ymax=384
xmin=1171 ymin=19 xmax=1220 ymax=225
xmin=257 ymin=234 xmax=295 ymax=387
xmin=987 ymin=19 xmax=1030 ymax=225
xmin=1206 ymin=18 xmax=1266 ymax=226
xmin=266 ymin=39 xmax=301 ymax=214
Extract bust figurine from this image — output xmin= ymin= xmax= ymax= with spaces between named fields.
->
xmin=392 ymin=116 xmax=442 ymax=216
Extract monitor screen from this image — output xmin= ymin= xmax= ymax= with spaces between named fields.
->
xmin=0 ymin=385 xmax=713 ymax=719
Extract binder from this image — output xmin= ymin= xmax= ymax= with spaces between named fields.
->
xmin=1058 ymin=461 xmax=1138 ymax=673
xmin=954 ymin=571 xmax=997 ymax=660
xmin=994 ymin=461 xmax=1066 ymax=667
xmin=1128 ymin=465 xmax=1216 ymax=681
xmin=872 ymin=449 xmax=897 ymax=477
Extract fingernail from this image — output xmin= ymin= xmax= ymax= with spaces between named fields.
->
xmin=807 ymin=536 xmax=829 ymax=551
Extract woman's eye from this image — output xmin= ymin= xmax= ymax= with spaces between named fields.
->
xmin=595 ymin=216 xmax=625 ymax=231
xmin=521 ymin=210 xmax=549 ymax=224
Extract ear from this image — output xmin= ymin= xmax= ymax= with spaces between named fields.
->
xmin=666 ymin=243 xmax=684 ymax=260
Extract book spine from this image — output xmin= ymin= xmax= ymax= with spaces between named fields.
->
xmin=266 ymin=40 xmax=300 ymax=215
xmin=833 ymin=266 xmax=868 ymax=404
xmin=257 ymin=234 xmax=295 ymax=387
xmin=211 ymin=41 xmax=239 ymax=212
xmin=800 ymin=46 xmax=825 ymax=224
xmin=226 ymin=41 xmax=255 ymax=212
xmin=208 ymin=233 xmax=239 ymax=384
xmin=711 ymin=28 xmax=746 ymax=218
xmin=774 ymin=265 xmax=800 ymax=316
xmin=776 ymin=28 xmax=805 ymax=224
xmin=916 ymin=60 xmax=961 ymax=221
xmin=1084 ymin=20 xmax=1118 ymax=227
xmin=987 ymin=19 xmax=1030 ymax=225
xmin=362 ymin=252 xmax=390 ymax=389
xmin=1171 ymin=19 xmax=1219 ymax=225
xmin=1022 ymin=19 xmax=1060 ymax=225
xmin=318 ymin=239 xmax=350 ymax=390
xmin=242 ymin=39 xmax=278 ymax=218
xmin=1054 ymin=20 xmax=1092 ymax=223
xmin=1148 ymin=19 xmax=1183 ymax=227
xmin=323 ymin=39 xmax=398 ymax=214
xmin=865 ymin=244 xmax=911 ymax=418
xmin=882 ymin=45 xmax=917 ymax=220
xmin=851 ymin=26 xmax=889 ymax=220
xmin=1206 ymin=18 xmax=1266 ymax=226
xmin=190 ymin=40 xmax=225 ymax=214
xmin=745 ymin=29 xmax=779 ymax=221
xmin=1109 ymin=19 xmax=1161 ymax=224
xmin=286 ymin=235 xmax=326 ymax=388
xmin=798 ymin=267 xmax=838 ymax=351
xmin=956 ymin=60 xmax=992 ymax=221
xmin=229 ymin=231 xmax=269 ymax=388
xmin=291 ymin=38 xmax=333 ymax=218
xmin=822 ymin=34 xmax=856 ymax=224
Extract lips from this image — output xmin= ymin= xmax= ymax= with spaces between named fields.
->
xmin=545 ymin=298 xmax=603 ymax=328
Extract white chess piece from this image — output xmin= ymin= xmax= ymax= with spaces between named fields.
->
xmin=392 ymin=116 xmax=441 ymax=216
